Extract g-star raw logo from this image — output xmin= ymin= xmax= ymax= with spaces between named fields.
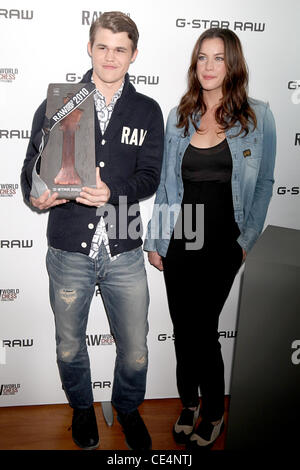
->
xmin=0 ymin=68 xmax=18 ymax=83
xmin=277 ymin=186 xmax=300 ymax=195
xmin=219 ymin=330 xmax=237 ymax=339
xmin=295 ymin=134 xmax=300 ymax=146
xmin=0 ymin=9 xmax=33 ymax=20
xmin=158 ymin=331 xmax=237 ymax=341
xmin=158 ymin=333 xmax=175 ymax=342
xmin=175 ymin=18 xmax=265 ymax=32
xmin=2 ymin=339 xmax=33 ymax=348
xmin=0 ymin=240 xmax=33 ymax=249
xmin=82 ymin=11 xmax=130 ymax=25
xmin=0 ymin=130 xmax=30 ymax=139
xmin=0 ymin=289 xmax=19 ymax=301
xmin=129 ymin=75 xmax=159 ymax=86
xmin=92 ymin=381 xmax=111 ymax=389
xmin=0 ymin=184 xmax=19 ymax=197
xmin=288 ymin=80 xmax=300 ymax=104
xmin=65 ymin=73 xmax=159 ymax=86
xmin=65 ymin=73 xmax=82 ymax=82
xmin=288 ymin=80 xmax=300 ymax=89
xmin=0 ymin=384 xmax=20 ymax=396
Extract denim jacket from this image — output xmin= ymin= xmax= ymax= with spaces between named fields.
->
xmin=144 ymin=98 xmax=276 ymax=256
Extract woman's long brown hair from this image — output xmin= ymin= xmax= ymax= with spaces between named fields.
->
xmin=177 ymin=28 xmax=257 ymax=137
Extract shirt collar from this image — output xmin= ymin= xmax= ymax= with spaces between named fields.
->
xmin=91 ymin=76 xmax=124 ymax=106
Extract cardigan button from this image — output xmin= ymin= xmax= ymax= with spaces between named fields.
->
xmin=101 ymin=139 xmax=106 ymax=145
xmin=99 ymin=161 xmax=105 ymax=168
xmin=81 ymin=242 xmax=87 ymax=248
xmin=88 ymin=223 xmax=94 ymax=229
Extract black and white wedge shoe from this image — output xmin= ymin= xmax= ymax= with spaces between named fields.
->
xmin=188 ymin=415 xmax=224 ymax=449
xmin=173 ymin=405 xmax=200 ymax=444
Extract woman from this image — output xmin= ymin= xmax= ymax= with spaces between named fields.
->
xmin=144 ymin=28 xmax=276 ymax=449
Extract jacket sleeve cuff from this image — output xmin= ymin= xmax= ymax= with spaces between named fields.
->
xmin=143 ymin=237 xmax=157 ymax=252
xmin=237 ymin=227 xmax=260 ymax=254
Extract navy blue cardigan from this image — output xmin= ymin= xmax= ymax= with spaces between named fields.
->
xmin=21 ymin=69 xmax=164 ymax=256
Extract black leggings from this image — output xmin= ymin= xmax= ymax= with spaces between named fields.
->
xmin=162 ymin=239 xmax=243 ymax=422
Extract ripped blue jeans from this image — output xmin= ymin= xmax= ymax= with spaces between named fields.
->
xmin=46 ymin=244 xmax=149 ymax=413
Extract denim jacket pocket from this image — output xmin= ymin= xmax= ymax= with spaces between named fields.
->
xmin=240 ymin=133 xmax=263 ymax=169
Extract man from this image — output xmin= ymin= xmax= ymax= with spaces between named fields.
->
xmin=21 ymin=11 xmax=164 ymax=451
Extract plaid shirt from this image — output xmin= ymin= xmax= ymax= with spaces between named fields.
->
xmin=89 ymin=81 xmax=124 ymax=260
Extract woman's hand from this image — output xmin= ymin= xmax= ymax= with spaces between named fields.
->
xmin=148 ymin=251 xmax=164 ymax=271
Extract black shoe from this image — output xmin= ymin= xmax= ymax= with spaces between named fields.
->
xmin=188 ymin=416 xmax=224 ymax=449
xmin=71 ymin=406 xmax=99 ymax=450
xmin=117 ymin=409 xmax=152 ymax=450
xmin=173 ymin=406 xmax=200 ymax=444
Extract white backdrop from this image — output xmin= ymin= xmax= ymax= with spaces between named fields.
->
xmin=0 ymin=0 xmax=299 ymax=406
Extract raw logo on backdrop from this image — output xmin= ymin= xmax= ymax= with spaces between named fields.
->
xmin=0 ymin=9 xmax=33 ymax=20
xmin=60 ymin=380 xmax=112 ymax=391
xmin=65 ymin=73 xmax=159 ymax=86
xmin=1 ymin=339 xmax=33 ymax=348
xmin=157 ymin=331 xmax=237 ymax=342
xmin=288 ymin=80 xmax=300 ymax=104
xmin=0 ymin=240 xmax=33 ymax=249
xmin=129 ymin=75 xmax=159 ymax=86
xmin=81 ymin=11 xmax=130 ymax=25
xmin=277 ymin=186 xmax=300 ymax=195
xmin=92 ymin=381 xmax=111 ymax=389
xmin=288 ymin=80 xmax=300 ymax=89
xmin=175 ymin=18 xmax=266 ymax=31
xmin=0 ymin=130 xmax=30 ymax=139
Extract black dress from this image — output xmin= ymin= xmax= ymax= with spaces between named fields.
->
xmin=162 ymin=140 xmax=243 ymax=421
xmin=167 ymin=139 xmax=241 ymax=253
